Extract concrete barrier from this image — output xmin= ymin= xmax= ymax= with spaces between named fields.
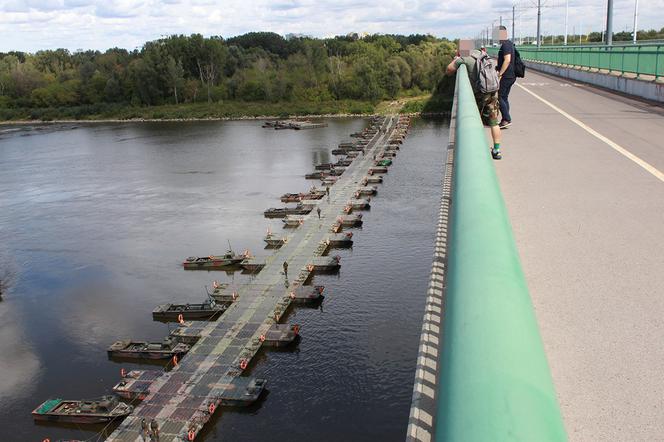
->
xmin=525 ymin=60 xmax=664 ymax=104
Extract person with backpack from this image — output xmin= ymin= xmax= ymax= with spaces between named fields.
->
xmin=446 ymin=47 xmax=503 ymax=160
xmin=496 ymin=26 xmax=521 ymax=129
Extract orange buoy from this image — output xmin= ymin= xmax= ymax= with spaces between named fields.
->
xmin=307 ymin=264 xmax=314 ymax=272
xmin=289 ymin=292 xmax=296 ymax=299
xmin=188 ymin=429 xmax=195 ymax=441
xmin=240 ymin=358 xmax=248 ymax=370
xmin=178 ymin=314 xmax=184 ymax=324
xmin=260 ymin=334 xmax=266 ymax=342
xmin=172 ymin=355 xmax=179 ymax=366
xmin=293 ymin=325 xmax=300 ymax=335
xmin=208 ymin=402 xmax=215 ymax=414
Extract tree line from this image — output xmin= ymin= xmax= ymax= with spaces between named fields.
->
xmin=0 ymin=33 xmax=456 ymax=111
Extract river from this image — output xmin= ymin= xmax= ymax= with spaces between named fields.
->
xmin=0 ymin=117 xmax=448 ymax=441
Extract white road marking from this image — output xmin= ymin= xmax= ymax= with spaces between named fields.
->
xmin=517 ymin=83 xmax=664 ymax=183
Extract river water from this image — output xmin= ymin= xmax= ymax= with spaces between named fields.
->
xmin=0 ymin=117 xmax=448 ymax=441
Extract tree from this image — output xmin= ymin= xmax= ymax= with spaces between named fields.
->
xmin=166 ymin=56 xmax=184 ymax=104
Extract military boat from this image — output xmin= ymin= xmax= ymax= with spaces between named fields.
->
xmin=282 ymin=215 xmax=305 ymax=227
xmin=356 ymin=186 xmax=378 ymax=196
xmin=315 ymin=163 xmax=334 ymax=170
xmin=112 ymin=370 xmax=160 ymax=400
xmin=264 ymin=231 xmax=288 ymax=247
xmin=305 ymin=171 xmax=329 ymax=179
xmin=107 ymin=338 xmax=190 ymax=360
xmin=152 ymin=299 xmax=227 ymax=322
xmin=183 ymin=249 xmax=246 ymax=270
xmin=32 ymin=396 xmax=133 ymax=424
xmin=338 ymin=214 xmax=363 ymax=227
xmin=288 ymin=285 xmax=325 ymax=303
xmin=348 ymin=198 xmax=371 ymax=210
xmin=325 ymin=232 xmax=354 ymax=248
xmin=362 ymin=176 xmax=383 ymax=185
xmin=264 ymin=204 xmax=313 ymax=218
xmin=369 ymin=166 xmax=388 ymax=174
xmin=375 ymin=159 xmax=393 ymax=166
xmin=262 ymin=324 xmax=301 ymax=347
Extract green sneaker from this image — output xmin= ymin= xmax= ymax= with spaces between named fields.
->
xmin=491 ymin=148 xmax=502 ymax=160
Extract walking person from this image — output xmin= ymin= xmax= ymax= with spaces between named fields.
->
xmin=283 ymin=261 xmax=288 ymax=277
xmin=316 ymin=207 xmax=321 ymax=219
xmin=497 ymin=26 xmax=516 ymax=129
xmin=446 ymin=48 xmax=503 ymax=159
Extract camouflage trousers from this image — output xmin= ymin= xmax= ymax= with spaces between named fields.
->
xmin=475 ymin=91 xmax=500 ymax=127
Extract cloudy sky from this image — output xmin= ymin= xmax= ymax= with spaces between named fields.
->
xmin=1 ymin=0 xmax=662 ymax=52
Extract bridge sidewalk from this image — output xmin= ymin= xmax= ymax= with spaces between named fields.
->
xmin=494 ymin=70 xmax=664 ymax=441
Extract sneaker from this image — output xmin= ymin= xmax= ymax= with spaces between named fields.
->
xmin=499 ymin=120 xmax=512 ymax=129
xmin=491 ymin=148 xmax=502 ymax=160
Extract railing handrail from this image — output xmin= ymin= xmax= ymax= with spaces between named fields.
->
xmin=434 ymin=64 xmax=567 ymax=442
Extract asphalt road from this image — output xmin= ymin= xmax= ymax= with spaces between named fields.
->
xmin=494 ymin=70 xmax=664 ymax=441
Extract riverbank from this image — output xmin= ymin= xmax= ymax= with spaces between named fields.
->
xmin=0 ymin=95 xmax=447 ymax=124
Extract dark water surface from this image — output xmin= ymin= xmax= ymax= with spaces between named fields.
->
xmin=0 ymin=118 xmax=448 ymax=441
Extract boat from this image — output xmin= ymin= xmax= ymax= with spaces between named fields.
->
xmin=107 ymin=338 xmax=190 ymax=360
xmin=282 ymin=215 xmax=305 ymax=227
xmin=112 ymin=370 xmax=161 ymax=400
xmin=262 ymin=324 xmax=300 ymax=347
xmin=362 ymin=176 xmax=382 ymax=185
xmin=264 ymin=204 xmax=313 ymax=218
xmin=335 ymin=158 xmax=353 ymax=166
xmin=348 ymin=198 xmax=371 ymax=210
xmin=305 ymin=171 xmax=328 ymax=179
xmin=32 ymin=396 xmax=133 ymax=424
xmin=329 ymin=167 xmax=346 ymax=176
xmin=345 ymin=151 xmax=360 ymax=158
xmin=288 ymin=285 xmax=325 ymax=303
xmin=183 ymin=249 xmax=246 ymax=270
xmin=368 ymin=166 xmax=388 ymax=175
xmin=264 ymin=231 xmax=288 ymax=247
xmin=279 ymin=189 xmax=325 ymax=203
xmin=152 ymin=299 xmax=228 ymax=321
xmin=325 ymin=232 xmax=354 ymax=248
xmin=315 ymin=163 xmax=334 ymax=170
xmin=375 ymin=159 xmax=393 ymax=166
xmin=338 ymin=214 xmax=363 ymax=227
xmin=321 ymin=177 xmax=338 ymax=185
xmin=356 ymin=186 xmax=378 ymax=196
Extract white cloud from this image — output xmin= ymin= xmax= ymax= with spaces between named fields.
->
xmin=0 ymin=0 xmax=662 ymax=52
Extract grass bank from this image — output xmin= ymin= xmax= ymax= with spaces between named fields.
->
xmin=0 ymin=99 xmax=377 ymax=122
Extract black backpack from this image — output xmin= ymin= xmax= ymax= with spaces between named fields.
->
xmin=514 ymin=48 xmax=526 ymax=78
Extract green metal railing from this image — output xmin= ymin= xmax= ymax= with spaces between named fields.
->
xmin=487 ymin=44 xmax=664 ymax=78
xmin=435 ymin=64 xmax=567 ymax=442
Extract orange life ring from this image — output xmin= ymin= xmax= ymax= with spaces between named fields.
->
xmin=208 ymin=403 xmax=215 ymax=414
xmin=178 ymin=314 xmax=184 ymax=324
xmin=120 ymin=368 xmax=127 ymax=378
xmin=208 ymin=255 xmax=214 ymax=260
xmin=240 ymin=359 xmax=248 ymax=370
xmin=188 ymin=429 xmax=195 ymax=441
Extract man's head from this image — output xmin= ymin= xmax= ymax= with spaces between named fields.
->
xmin=498 ymin=25 xmax=509 ymax=42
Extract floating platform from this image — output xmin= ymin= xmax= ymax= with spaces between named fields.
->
xmin=113 ymin=370 xmax=266 ymax=406
xmin=325 ymin=232 xmax=354 ymax=248
xmin=282 ymin=215 xmax=305 ymax=228
xmin=347 ymin=199 xmax=371 ymax=210
xmin=368 ymin=166 xmax=388 ymax=175
xmin=305 ymin=171 xmax=328 ymax=180
xmin=264 ymin=232 xmax=289 ymax=247
xmin=337 ymin=214 xmax=363 ymax=227
xmin=362 ymin=176 xmax=383 ymax=184
xmin=356 ymin=186 xmax=378 ymax=196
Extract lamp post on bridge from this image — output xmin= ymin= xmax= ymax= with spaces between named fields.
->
xmin=632 ymin=0 xmax=639 ymax=44
xmin=605 ymin=0 xmax=614 ymax=46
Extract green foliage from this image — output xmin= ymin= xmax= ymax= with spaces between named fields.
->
xmin=0 ymin=32 xmax=457 ymax=120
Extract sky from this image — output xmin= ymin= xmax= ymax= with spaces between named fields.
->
xmin=1 ymin=0 xmax=662 ymax=52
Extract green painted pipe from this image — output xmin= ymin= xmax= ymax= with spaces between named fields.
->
xmin=435 ymin=64 xmax=567 ymax=442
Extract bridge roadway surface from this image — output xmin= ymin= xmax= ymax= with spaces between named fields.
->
xmin=108 ymin=116 xmax=400 ymax=441
xmin=495 ymin=69 xmax=664 ymax=441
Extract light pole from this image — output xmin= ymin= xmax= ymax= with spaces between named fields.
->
xmin=606 ymin=0 xmax=614 ymax=45
xmin=632 ymin=0 xmax=639 ymax=44
xmin=536 ymin=0 xmax=542 ymax=48
xmin=564 ymin=0 xmax=569 ymax=45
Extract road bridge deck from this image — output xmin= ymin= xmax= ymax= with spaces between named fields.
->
xmin=496 ymin=70 xmax=664 ymax=441
xmin=108 ymin=116 xmax=408 ymax=441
